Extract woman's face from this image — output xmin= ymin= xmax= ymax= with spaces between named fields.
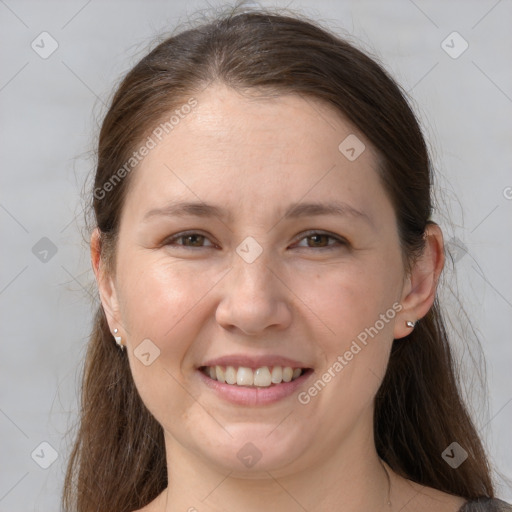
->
xmin=97 ymin=83 xmax=412 ymax=477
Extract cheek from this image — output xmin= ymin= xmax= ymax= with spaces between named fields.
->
xmin=293 ymin=256 xmax=402 ymax=396
xmin=117 ymin=254 xmax=215 ymax=343
xmin=295 ymin=257 xmax=402 ymax=343
xmin=292 ymin=266 xmax=399 ymax=423
xmin=120 ymin=258 xmax=218 ymax=429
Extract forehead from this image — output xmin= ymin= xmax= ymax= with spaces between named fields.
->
xmin=121 ymin=83 xmax=387 ymax=224
xmin=172 ymin=84 xmax=358 ymax=156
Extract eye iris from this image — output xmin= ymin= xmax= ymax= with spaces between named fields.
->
xmin=308 ymin=234 xmax=329 ymax=247
xmin=183 ymin=234 xmax=204 ymax=246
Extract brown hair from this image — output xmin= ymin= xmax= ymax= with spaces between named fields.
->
xmin=63 ymin=3 xmax=494 ymax=511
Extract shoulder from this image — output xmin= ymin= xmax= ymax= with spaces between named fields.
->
xmin=387 ymin=466 xmax=510 ymax=512
xmin=458 ymin=498 xmax=512 ymax=512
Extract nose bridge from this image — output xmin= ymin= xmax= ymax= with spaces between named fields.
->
xmin=215 ymin=237 xmax=291 ymax=334
xmin=231 ymin=238 xmax=276 ymax=299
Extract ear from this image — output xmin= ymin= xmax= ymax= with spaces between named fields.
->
xmin=90 ymin=227 xmax=122 ymax=333
xmin=394 ymin=223 xmax=445 ymax=339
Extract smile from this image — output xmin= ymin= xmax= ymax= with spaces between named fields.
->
xmin=199 ymin=365 xmax=306 ymax=387
xmin=197 ymin=365 xmax=314 ymax=406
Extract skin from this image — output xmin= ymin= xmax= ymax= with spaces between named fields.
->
xmin=91 ymin=83 xmax=466 ymax=512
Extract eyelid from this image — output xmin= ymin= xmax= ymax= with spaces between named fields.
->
xmin=163 ymin=230 xmax=217 ymax=248
xmin=292 ymin=229 xmax=347 ymax=249
xmin=162 ymin=229 xmax=347 ymax=249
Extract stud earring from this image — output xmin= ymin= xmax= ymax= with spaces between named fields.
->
xmin=113 ymin=328 xmax=124 ymax=351
xmin=406 ymin=320 xmax=415 ymax=329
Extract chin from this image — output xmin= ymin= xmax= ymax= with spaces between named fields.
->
xmin=198 ymin=424 xmax=311 ymax=476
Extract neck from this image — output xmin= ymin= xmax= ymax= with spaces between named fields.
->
xmin=159 ymin=417 xmax=393 ymax=511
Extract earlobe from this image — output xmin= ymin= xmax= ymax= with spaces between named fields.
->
xmin=394 ymin=223 xmax=444 ymax=339
xmin=90 ymin=228 xmax=122 ymax=330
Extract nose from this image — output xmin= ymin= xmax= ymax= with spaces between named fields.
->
xmin=215 ymin=252 xmax=293 ymax=336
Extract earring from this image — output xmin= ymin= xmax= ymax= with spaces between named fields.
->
xmin=406 ymin=320 xmax=415 ymax=329
xmin=113 ymin=328 xmax=124 ymax=351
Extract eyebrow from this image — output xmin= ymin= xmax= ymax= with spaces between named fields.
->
xmin=142 ymin=200 xmax=373 ymax=227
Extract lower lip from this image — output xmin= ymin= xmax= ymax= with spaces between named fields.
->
xmin=196 ymin=368 xmax=314 ymax=406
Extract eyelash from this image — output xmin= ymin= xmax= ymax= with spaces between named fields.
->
xmin=162 ymin=230 xmax=347 ymax=251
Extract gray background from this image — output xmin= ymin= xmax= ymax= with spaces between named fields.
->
xmin=1 ymin=0 xmax=511 ymax=510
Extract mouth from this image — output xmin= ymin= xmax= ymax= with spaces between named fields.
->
xmin=198 ymin=364 xmax=310 ymax=388
xmin=196 ymin=363 xmax=314 ymax=406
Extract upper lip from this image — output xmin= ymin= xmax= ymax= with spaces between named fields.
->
xmin=199 ymin=354 xmax=312 ymax=369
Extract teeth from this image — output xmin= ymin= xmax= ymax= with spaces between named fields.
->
xmin=282 ymin=367 xmax=293 ymax=382
xmin=254 ymin=367 xmax=272 ymax=387
xmin=237 ymin=367 xmax=253 ymax=386
xmin=225 ymin=366 xmax=237 ymax=385
xmin=271 ymin=366 xmax=282 ymax=383
xmin=215 ymin=365 xmax=225 ymax=383
xmin=203 ymin=365 xmax=305 ymax=387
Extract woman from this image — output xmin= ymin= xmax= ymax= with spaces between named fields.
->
xmin=62 ymin=5 xmax=511 ymax=512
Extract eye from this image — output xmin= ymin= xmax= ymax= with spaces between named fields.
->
xmin=293 ymin=230 xmax=347 ymax=250
xmin=162 ymin=230 xmax=347 ymax=251
xmin=163 ymin=231 xmax=216 ymax=249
